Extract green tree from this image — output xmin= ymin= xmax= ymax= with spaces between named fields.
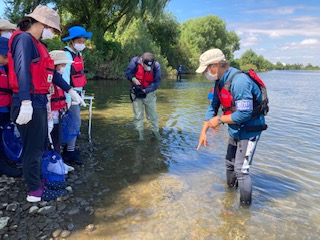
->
xmin=146 ymin=12 xmax=186 ymax=71
xmin=239 ymin=49 xmax=273 ymax=71
xmin=180 ymin=15 xmax=240 ymax=71
xmin=114 ymin=17 xmax=170 ymax=75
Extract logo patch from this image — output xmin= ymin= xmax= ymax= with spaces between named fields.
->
xmin=47 ymin=74 xmax=53 ymax=83
xmin=235 ymin=100 xmax=253 ymax=111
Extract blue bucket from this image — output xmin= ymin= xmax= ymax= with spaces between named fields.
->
xmin=42 ymin=150 xmax=65 ymax=183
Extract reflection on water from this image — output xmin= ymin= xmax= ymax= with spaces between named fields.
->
xmin=71 ymin=71 xmax=320 ymax=239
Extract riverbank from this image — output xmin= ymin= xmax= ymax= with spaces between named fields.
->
xmin=0 ymin=135 xmax=103 ymax=239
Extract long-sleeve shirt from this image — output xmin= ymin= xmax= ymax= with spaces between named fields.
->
xmin=10 ymin=32 xmax=71 ymax=108
xmin=125 ymin=56 xmax=161 ymax=94
xmin=205 ymin=67 xmax=265 ymax=140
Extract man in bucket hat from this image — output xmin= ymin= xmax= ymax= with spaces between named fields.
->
xmin=8 ymin=6 xmax=85 ymax=202
xmin=0 ymin=19 xmax=16 ymax=39
xmin=60 ymin=26 xmax=92 ymax=165
xmin=196 ymin=48 xmax=267 ymax=206
xmin=125 ymin=52 xmax=162 ymax=141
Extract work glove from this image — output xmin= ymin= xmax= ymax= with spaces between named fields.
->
xmin=16 ymin=101 xmax=33 ymax=125
xmin=68 ymin=89 xmax=86 ymax=107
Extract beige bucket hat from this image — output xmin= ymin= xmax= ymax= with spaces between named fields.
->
xmin=49 ymin=50 xmax=74 ymax=65
xmin=26 ymin=5 xmax=61 ymax=32
xmin=196 ymin=48 xmax=226 ymax=73
xmin=0 ymin=19 xmax=17 ymax=30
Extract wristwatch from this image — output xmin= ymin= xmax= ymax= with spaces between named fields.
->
xmin=218 ymin=116 xmax=224 ymax=125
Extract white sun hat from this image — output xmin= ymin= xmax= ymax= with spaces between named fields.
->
xmin=26 ymin=5 xmax=61 ymax=32
xmin=196 ymin=48 xmax=226 ymax=73
xmin=49 ymin=50 xmax=74 ymax=65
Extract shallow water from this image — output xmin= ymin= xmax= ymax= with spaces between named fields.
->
xmin=72 ymin=70 xmax=320 ymax=239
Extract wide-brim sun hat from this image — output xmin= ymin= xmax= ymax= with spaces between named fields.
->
xmin=49 ymin=50 xmax=74 ymax=65
xmin=62 ymin=26 xmax=92 ymax=41
xmin=26 ymin=5 xmax=61 ymax=33
xmin=196 ymin=48 xmax=226 ymax=73
xmin=0 ymin=19 xmax=17 ymax=30
xmin=0 ymin=37 xmax=9 ymax=56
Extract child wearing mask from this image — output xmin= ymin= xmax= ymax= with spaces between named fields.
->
xmin=0 ymin=19 xmax=16 ymax=39
xmin=61 ymin=26 xmax=92 ymax=165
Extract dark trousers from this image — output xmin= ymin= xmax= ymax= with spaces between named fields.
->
xmin=11 ymin=106 xmax=47 ymax=191
xmin=50 ymin=119 xmax=62 ymax=154
xmin=225 ymin=136 xmax=259 ymax=204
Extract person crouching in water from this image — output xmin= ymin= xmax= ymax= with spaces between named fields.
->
xmin=125 ymin=52 xmax=162 ymax=141
xmin=61 ymin=26 xmax=92 ymax=165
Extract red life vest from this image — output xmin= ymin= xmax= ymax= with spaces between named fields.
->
xmin=64 ymin=48 xmax=86 ymax=87
xmin=50 ymin=84 xmax=66 ymax=111
xmin=8 ymin=30 xmax=54 ymax=94
xmin=0 ymin=67 xmax=12 ymax=107
xmin=135 ymin=64 xmax=154 ymax=87
xmin=217 ymin=70 xmax=269 ymax=116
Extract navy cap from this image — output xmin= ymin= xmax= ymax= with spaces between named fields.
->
xmin=142 ymin=52 xmax=154 ymax=66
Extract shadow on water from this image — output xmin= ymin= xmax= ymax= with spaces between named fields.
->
xmin=252 ymin=173 xmax=302 ymax=201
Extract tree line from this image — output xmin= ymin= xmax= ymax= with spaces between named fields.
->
xmin=3 ymin=0 xmax=319 ymax=80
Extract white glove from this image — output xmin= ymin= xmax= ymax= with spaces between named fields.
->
xmin=16 ymin=101 xmax=33 ymax=125
xmin=68 ymin=89 xmax=86 ymax=107
xmin=67 ymin=101 xmax=71 ymax=109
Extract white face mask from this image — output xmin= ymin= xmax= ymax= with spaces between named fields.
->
xmin=73 ymin=43 xmax=86 ymax=52
xmin=204 ymin=71 xmax=218 ymax=81
xmin=57 ymin=67 xmax=66 ymax=75
xmin=1 ymin=31 xmax=13 ymax=39
xmin=42 ymin=28 xmax=54 ymax=40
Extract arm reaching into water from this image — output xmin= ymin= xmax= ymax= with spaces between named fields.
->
xmin=197 ymin=121 xmax=210 ymax=150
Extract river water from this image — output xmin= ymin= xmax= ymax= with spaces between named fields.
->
xmin=71 ymin=70 xmax=320 ymax=239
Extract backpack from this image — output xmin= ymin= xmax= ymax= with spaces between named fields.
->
xmin=225 ymin=69 xmax=269 ymax=117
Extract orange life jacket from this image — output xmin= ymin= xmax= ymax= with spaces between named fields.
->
xmin=134 ymin=64 xmax=154 ymax=87
xmin=50 ymin=84 xmax=66 ymax=111
xmin=64 ymin=48 xmax=86 ymax=87
xmin=8 ymin=30 xmax=54 ymax=94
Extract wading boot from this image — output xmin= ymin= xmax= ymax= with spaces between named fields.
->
xmin=138 ymin=130 xmax=144 ymax=141
xmin=152 ymin=131 xmax=162 ymax=140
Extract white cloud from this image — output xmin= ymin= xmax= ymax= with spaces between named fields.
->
xmin=278 ymin=38 xmax=320 ymax=50
xmin=269 ymin=32 xmax=280 ymax=39
xmin=243 ymin=6 xmax=301 ymax=15
xmin=230 ymin=16 xmax=320 ymax=38
xmin=301 ymin=38 xmax=318 ymax=45
xmin=240 ymin=34 xmax=260 ymax=47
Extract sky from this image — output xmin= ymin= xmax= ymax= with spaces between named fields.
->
xmin=165 ymin=0 xmax=320 ymax=66
xmin=1 ymin=0 xmax=320 ymax=66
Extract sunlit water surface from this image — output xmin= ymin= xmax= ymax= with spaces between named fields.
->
xmin=71 ymin=70 xmax=320 ymax=240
